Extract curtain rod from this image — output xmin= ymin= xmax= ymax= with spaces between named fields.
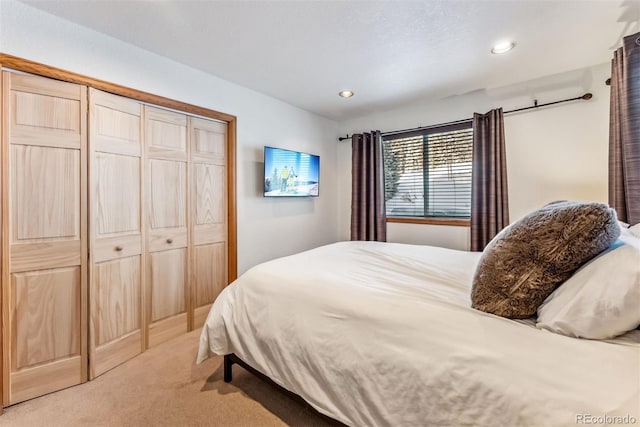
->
xmin=337 ymin=92 xmax=593 ymax=141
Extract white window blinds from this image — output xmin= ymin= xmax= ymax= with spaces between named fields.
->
xmin=383 ymin=122 xmax=473 ymax=218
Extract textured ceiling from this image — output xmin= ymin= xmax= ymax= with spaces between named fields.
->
xmin=21 ymin=0 xmax=640 ymax=121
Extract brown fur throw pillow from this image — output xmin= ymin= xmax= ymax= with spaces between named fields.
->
xmin=471 ymin=201 xmax=620 ymax=319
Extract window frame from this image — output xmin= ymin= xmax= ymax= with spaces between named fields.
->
xmin=382 ymin=120 xmax=473 ymax=225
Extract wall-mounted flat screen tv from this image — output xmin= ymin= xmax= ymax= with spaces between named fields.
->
xmin=264 ymin=146 xmax=319 ymax=197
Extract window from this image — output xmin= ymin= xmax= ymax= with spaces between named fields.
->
xmin=383 ymin=122 xmax=473 ymax=219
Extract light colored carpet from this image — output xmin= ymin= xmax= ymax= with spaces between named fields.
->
xmin=0 ymin=330 xmax=340 ymax=427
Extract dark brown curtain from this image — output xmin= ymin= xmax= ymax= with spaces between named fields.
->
xmin=351 ymin=131 xmax=386 ymax=241
xmin=471 ymin=109 xmax=509 ymax=251
xmin=609 ymin=31 xmax=640 ymax=225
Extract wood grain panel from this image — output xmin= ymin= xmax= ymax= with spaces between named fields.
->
xmin=193 ymin=304 xmax=212 ymax=330
xmin=12 ymin=268 xmax=80 ymax=370
xmin=10 ymin=355 xmax=81 ymax=404
xmin=10 ymin=241 xmax=81 ymax=272
xmin=190 ymin=117 xmax=226 ymax=164
xmin=148 ymin=120 xmax=186 ymax=150
xmin=194 ymin=243 xmax=227 ymax=307
xmin=149 ymin=159 xmax=186 ymax=229
xmin=11 ymin=145 xmax=80 ymax=241
xmin=14 ymin=92 xmax=80 ymax=133
xmin=148 ymin=313 xmax=187 ymax=348
xmin=10 ymin=75 xmax=82 ymax=150
xmin=189 ymin=116 xmax=230 ymax=330
xmin=91 ymin=89 xmax=141 ymax=116
xmin=194 ymin=164 xmax=225 ymax=226
xmin=90 ymin=89 xmax=141 ymax=158
xmin=92 ymin=234 xmax=141 ymax=264
xmin=3 ymin=71 xmax=88 ymax=405
xmin=89 ymin=88 xmax=144 ymax=380
xmin=10 ymin=73 xmax=81 ymax=100
xmin=94 ymin=152 xmax=140 ymax=235
xmin=94 ymin=105 xmax=140 ymax=145
xmin=8 ymin=128 xmax=80 ymax=150
xmin=146 ymin=107 xmax=187 ymax=160
xmin=194 ymin=127 xmax=225 ymax=158
xmin=191 ymin=224 xmax=226 ymax=246
xmin=91 ymin=257 xmax=140 ymax=346
xmin=148 ymin=229 xmax=187 ymax=253
xmin=91 ymin=331 xmax=141 ymax=379
xmin=149 ymin=249 xmax=186 ymax=322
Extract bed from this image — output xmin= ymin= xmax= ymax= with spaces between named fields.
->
xmin=197 ymin=241 xmax=640 ymax=426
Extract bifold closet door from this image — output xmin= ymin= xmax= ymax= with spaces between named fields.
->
xmin=2 ymin=72 xmax=87 ymax=405
xmin=189 ymin=117 xmax=228 ymax=329
xmin=145 ymin=106 xmax=188 ymax=347
xmin=88 ymin=89 xmax=144 ymax=379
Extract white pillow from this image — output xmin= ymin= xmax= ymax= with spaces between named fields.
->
xmin=630 ymin=222 xmax=640 ymax=239
xmin=536 ymin=228 xmax=640 ymax=339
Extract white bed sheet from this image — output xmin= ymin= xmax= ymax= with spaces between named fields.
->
xmin=198 ymin=241 xmax=640 ymax=427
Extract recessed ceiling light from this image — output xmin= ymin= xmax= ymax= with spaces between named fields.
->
xmin=491 ymin=41 xmax=516 ymax=54
xmin=338 ymin=90 xmax=354 ymax=98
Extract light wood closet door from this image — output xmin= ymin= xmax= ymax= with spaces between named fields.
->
xmin=2 ymin=72 xmax=87 ymax=405
xmin=88 ymin=89 xmax=143 ymax=379
xmin=189 ymin=117 xmax=228 ymax=328
xmin=145 ymin=107 xmax=188 ymax=347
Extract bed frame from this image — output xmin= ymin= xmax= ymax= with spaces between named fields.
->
xmin=223 ymin=353 xmax=345 ymax=426
xmin=223 ymin=353 xmax=257 ymax=383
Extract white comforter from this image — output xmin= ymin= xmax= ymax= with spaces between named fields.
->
xmin=198 ymin=241 xmax=640 ymax=427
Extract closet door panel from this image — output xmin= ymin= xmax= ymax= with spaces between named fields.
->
xmin=12 ymin=268 xmax=80 ymax=370
xmin=189 ymin=117 xmax=228 ymax=329
xmin=194 ymin=243 xmax=226 ymax=307
xmin=10 ymin=356 xmax=81 ymax=405
xmin=93 ymin=235 xmax=142 ymax=264
xmin=94 ymin=152 xmax=140 ymax=236
xmin=90 ymin=256 xmax=141 ymax=378
xmin=11 ymin=145 xmax=80 ymax=241
xmin=146 ymin=107 xmax=187 ymax=161
xmin=149 ymin=159 xmax=187 ymax=230
xmin=149 ymin=248 xmax=186 ymax=322
xmin=145 ymin=276 xmax=188 ymax=346
xmin=192 ymin=163 xmax=226 ymax=245
xmin=194 ymin=164 xmax=224 ymax=224
xmin=148 ymin=230 xmax=187 ymax=253
xmin=92 ymin=96 xmax=141 ymax=156
xmin=145 ymin=106 xmax=188 ymax=347
xmin=191 ymin=119 xmax=226 ymax=164
xmin=10 ymin=79 xmax=81 ymax=150
xmin=88 ymin=89 xmax=143 ymax=379
xmin=193 ymin=243 xmax=226 ymax=328
xmin=91 ymin=257 xmax=140 ymax=346
xmin=10 ymin=241 xmax=81 ymax=273
xmin=3 ymin=72 xmax=87 ymax=405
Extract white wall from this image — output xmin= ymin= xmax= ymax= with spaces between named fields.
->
xmin=338 ymin=63 xmax=611 ymax=250
xmin=0 ymin=1 xmax=340 ymax=274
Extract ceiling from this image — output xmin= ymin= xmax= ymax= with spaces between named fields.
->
xmin=21 ymin=0 xmax=640 ymax=121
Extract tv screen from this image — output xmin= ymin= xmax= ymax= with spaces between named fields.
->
xmin=264 ymin=146 xmax=319 ymax=197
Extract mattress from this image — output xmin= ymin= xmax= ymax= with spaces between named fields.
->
xmin=198 ymin=241 xmax=640 ymax=426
